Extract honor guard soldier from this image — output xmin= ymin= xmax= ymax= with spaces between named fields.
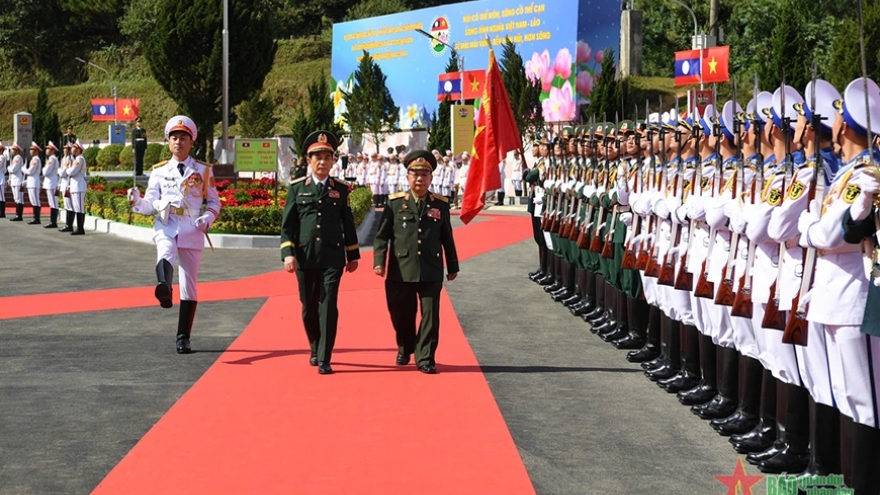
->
xmin=23 ymin=142 xmax=43 ymax=224
xmin=57 ymin=144 xmax=73 ymax=231
xmin=373 ymin=150 xmax=459 ymax=374
xmin=7 ymin=143 xmax=25 ymax=221
xmin=63 ymin=140 xmax=88 ymax=235
xmin=281 ymin=130 xmax=360 ymax=375
xmin=0 ymin=142 xmax=7 ymax=217
xmin=42 ymin=141 xmax=60 ymax=228
xmin=128 ymin=116 xmax=221 ymax=353
xmin=132 ymin=117 xmax=148 ymax=176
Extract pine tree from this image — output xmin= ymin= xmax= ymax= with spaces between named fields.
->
xmin=762 ymin=0 xmax=810 ymax=92
xmin=586 ymin=47 xmax=621 ymax=121
xmin=342 ymin=50 xmax=399 ymax=154
xmin=427 ymin=53 xmax=458 ymax=153
xmin=290 ymin=71 xmax=344 ymax=168
xmin=30 ymin=86 xmax=61 ymax=155
xmin=237 ymin=92 xmax=280 ymax=138
xmin=145 ymin=0 xmax=277 ymax=161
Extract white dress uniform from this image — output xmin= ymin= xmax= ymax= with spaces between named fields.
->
xmin=23 ymin=150 xmax=42 ymax=208
xmin=129 ymin=115 xmax=221 ymax=354
xmin=65 ymin=142 xmax=88 ymax=213
xmin=42 ymin=145 xmax=60 ymax=210
xmin=8 ymin=147 xmax=24 ymax=206
xmin=512 ymin=155 xmax=524 ymax=195
xmin=386 ymin=159 xmax=399 ymax=194
xmin=0 ymin=147 xmax=7 ymax=208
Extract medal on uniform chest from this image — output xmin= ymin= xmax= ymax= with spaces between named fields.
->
xmin=402 ymin=221 xmax=407 ymax=229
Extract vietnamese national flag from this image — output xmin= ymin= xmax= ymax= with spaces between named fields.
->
xmin=462 ymin=69 xmax=486 ymax=100
xmin=674 ymin=50 xmax=702 ymax=86
xmin=437 ymin=72 xmax=462 ymax=101
xmin=116 ymin=98 xmax=140 ymax=120
xmin=701 ymin=46 xmax=730 ymax=84
xmin=459 ymin=48 xmax=521 ymax=225
xmin=91 ymin=99 xmax=116 ymax=121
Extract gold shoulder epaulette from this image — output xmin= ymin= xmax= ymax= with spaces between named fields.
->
xmin=388 ymin=192 xmax=406 ymax=200
xmin=431 ymin=193 xmax=449 ymax=203
xmin=152 ymin=160 xmax=168 ymax=170
xmin=290 ymin=176 xmax=307 ymax=185
xmin=332 ymin=177 xmax=350 ymax=187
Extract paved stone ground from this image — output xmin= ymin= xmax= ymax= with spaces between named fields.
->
xmin=0 ymin=214 xmax=762 ymax=494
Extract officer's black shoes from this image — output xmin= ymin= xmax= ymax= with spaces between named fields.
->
xmin=746 ymin=444 xmax=782 ymax=465
xmin=528 ymin=269 xmax=544 ymax=281
xmin=59 ymin=210 xmax=74 ymax=231
xmin=757 ymin=448 xmax=810 ymax=474
xmin=396 ymin=353 xmax=411 ymax=366
xmin=309 ymin=354 xmax=318 ymax=366
xmin=551 ymin=289 xmax=572 ymax=302
xmin=561 ymin=294 xmax=581 ymax=307
xmin=418 ymin=364 xmax=437 ymax=374
xmin=9 ymin=203 xmax=23 ymax=221
xmin=43 ymin=208 xmax=58 ymax=228
xmin=318 ymin=362 xmax=333 ymax=374
xmin=626 ymin=344 xmax=660 ymax=363
xmin=612 ymin=333 xmax=645 ymax=350
xmin=543 ymin=281 xmax=563 ymax=293
xmin=26 ymin=205 xmax=40 ymax=224
xmin=536 ymin=275 xmax=554 ymax=286
xmin=176 ymin=335 xmax=192 ymax=354
xmin=659 ymin=371 xmax=699 ymax=393
xmin=645 ymin=365 xmax=678 ymax=381
xmin=677 ymin=383 xmax=717 ymax=406
xmin=155 ymin=283 xmax=173 ymax=309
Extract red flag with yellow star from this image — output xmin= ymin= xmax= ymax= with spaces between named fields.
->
xmin=701 ymin=46 xmax=729 ymax=84
xmin=459 ymin=47 xmax=521 ymax=224
xmin=116 ymin=99 xmax=140 ymax=120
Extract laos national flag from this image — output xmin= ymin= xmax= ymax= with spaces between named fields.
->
xmin=91 ymin=99 xmax=116 ymax=121
xmin=674 ymin=50 xmax=702 ymax=86
xmin=437 ymin=72 xmax=462 ymax=101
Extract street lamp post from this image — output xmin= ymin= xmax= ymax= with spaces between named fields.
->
xmin=76 ymin=57 xmax=117 ymax=125
xmin=220 ymin=0 xmax=230 ymax=165
xmin=415 ymin=28 xmax=464 ymax=105
xmin=667 ymin=0 xmax=703 ymax=100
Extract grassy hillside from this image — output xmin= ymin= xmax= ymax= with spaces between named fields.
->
xmin=0 ymin=37 xmax=681 ymax=142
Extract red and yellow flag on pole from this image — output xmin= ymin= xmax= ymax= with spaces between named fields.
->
xmin=459 ymin=47 xmax=522 ymax=224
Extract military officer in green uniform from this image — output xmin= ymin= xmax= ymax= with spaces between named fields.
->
xmin=281 ymin=130 xmax=360 ymax=375
xmin=373 ymin=150 xmax=460 ymax=374
xmin=132 ymin=117 xmax=148 ymax=176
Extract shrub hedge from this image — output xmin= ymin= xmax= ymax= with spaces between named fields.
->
xmin=83 ymin=147 xmax=99 ymax=167
xmin=118 ymin=145 xmax=134 ymax=169
xmin=97 ymin=144 xmax=124 ymax=169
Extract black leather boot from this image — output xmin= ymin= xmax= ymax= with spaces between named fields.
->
xmin=693 ymin=346 xmax=739 ymax=419
xmin=27 ymin=205 xmax=41 ymax=224
xmin=849 ymin=421 xmax=880 ymax=495
xmin=176 ymin=300 xmax=197 ymax=354
xmin=731 ymin=372 xmax=777 ymax=454
xmin=678 ymin=334 xmax=718 ymax=405
xmin=798 ymin=398 xmax=841 ymax=479
xmin=646 ymin=315 xmax=680 ymax=380
xmin=59 ymin=210 xmax=74 ymax=231
xmin=614 ymin=295 xmax=647 ymax=349
xmin=495 ymin=192 xmax=505 ymax=206
xmin=660 ymin=324 xmax=701 ymax=392
xmin=0 ymin=201 xmax=6 ymax=217
xmin=10 ymin=203 xmax=24 ymax=221
xmin=757 ymin=382 xmax=810 ymax=474
xmin=155 ymin=259 xmax=174 ymax=308
xmin=71 ymin=212 xmax=86 ymax=235
xmin=630 ymin=304 xmax=662 ymax=363
xmin=43 ymin=208 xmax=58 ymax=228
xmin=712 ymin=355 xmax=763 ymax=435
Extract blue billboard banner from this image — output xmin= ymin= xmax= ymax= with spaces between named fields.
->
xmin=331 ymin=0 xmax=620 ymax=128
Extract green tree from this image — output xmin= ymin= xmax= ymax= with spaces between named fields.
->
xmin=290 ymin=72 xmax=344 ymax=164
xmin=498 ymin=37 xmax=542 ymax=148
xmin=586 ymin=48 xmax=622 ymax=121
xmin=30 ymin=86 xmax=61 ymax=153
xmin=344 ymin=0 xmax=407 ymax=21
xmin=342 ymin=50 xmax=399 ymax=154
xmin=145 ymin=0 xmax=278 ymax=161
xmin=426 ymin=53 xmax=458 ymax=153
xmin=826 ymin=0 xmax=880 ymax=89
xmin=237 ymin=92 xmax=280 ymax=138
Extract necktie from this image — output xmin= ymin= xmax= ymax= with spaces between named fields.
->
xmin=178 ymin=163 xmax=185 ymax=176
xmin=416 ymin=197 xmax=424 ymax=216
xmin=317 ymin=181 xmax=324 ymax=194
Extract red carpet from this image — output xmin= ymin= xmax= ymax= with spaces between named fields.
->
xmin=6 ymin=214 xmax=536 ymax=494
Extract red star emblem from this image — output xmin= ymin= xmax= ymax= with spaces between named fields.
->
xmin=715 ymin=458 xmax=764 ymax=495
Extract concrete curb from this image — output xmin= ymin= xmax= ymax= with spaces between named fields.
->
xmin=83 ymin=206 xmax=380 ymax=250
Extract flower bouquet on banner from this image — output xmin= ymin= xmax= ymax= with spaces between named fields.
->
xmin=527 ymin=46 xmax=580 ymax=122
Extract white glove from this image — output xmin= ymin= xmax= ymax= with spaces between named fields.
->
xmin=723 ymin=197 xmax=740 ymax=220
xmin=730 ymin=209 xmax=747 ymax=234
xmin=653 ymin=198 xmax=671 ymax=220
xmin=860 ymin=168 xmax=880 ymax=194
xmin=797 ymin=205 xmax=819 ymax=248
xmin=673 ymin=205 xmax=689 ymax=224
xmin=631 ymin=234 xmax=644 ymax=249
xmin=687 ymin=196 xmax=707 ymax=221
xmin=127 ymin=187 xmax=140 ymax=204
xmin=194 ymin=213 xmax=214 ymax=232
xmin=620 ymin=212 xmax=633 ymax=227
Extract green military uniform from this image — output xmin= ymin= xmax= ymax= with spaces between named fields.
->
xmin=373 ymin=150 xmax=459 ymax=372
xmin=132 ymin=118 xmax=147 ymax=176
xmin=280 ymin=131 xmax=360 ymax=371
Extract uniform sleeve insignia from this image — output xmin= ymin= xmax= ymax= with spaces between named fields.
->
xmin=788 ymin=181 xmax=806 ymax=200
xmin=767 ymin=188 xmax=783 ymax=206
xmin=843 ymin=183 xmax=861 ymax=204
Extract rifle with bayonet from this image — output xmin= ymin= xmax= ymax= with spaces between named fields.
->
xmin=695 ymin=89 xmax=721 ymax=299
xmin=589 ymin=121 xmax=610 ymax=253
xmin=675 ymin=100 xmax=703 ymax=291
xmin=646 ymin=100 xmax=670 ymax=278
xmin=732 ymin=75 xmax=765 ymax=318
xmin=601 ymin=113 xmax=621 ymax=259
xmin=637 ymin=102 xmax=657 ymax=271
xmin=659 ymin=96 xmax=684 ymax=286
xmin=577 ymin=119 xmax=598 ymax=249
xmin=715 ymin=80 xmax=743 ymax=306
xmin=621 ymin=103 xmax=643 ymax=269
xmin=783 ymin=63 xmax=824 ymax=346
